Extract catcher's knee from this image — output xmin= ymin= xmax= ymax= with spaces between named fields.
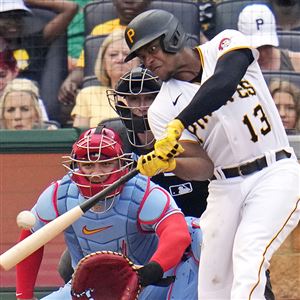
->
xmin=41 ymin=282 xmax=72 ymax=299
xmin=167 ymin=257 xmax=198 ymax=300
xmin=58 ymin=249 xmax=74 ymax=283
xmin=185 ymin=217 xmax=202 ymax=261
xmin=166 ymin=218 xmax=200 ymax=300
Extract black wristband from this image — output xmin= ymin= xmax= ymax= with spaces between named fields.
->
xmin=137 ymin=261 xmax=164 ymax=287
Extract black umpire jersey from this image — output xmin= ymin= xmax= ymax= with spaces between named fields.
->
xmin=151 ymin=173 xmax=208 ymax=217
xmin=100 ymin=117 xmax=209 ymax=218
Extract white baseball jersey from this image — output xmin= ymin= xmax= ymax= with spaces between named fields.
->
xmin=148 ymin=29 xmax=292 ymax=168
xmin=149 ymin=29 xmax=300 ymax=299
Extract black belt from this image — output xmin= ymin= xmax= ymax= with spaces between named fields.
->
xmin=211 ymin=150 xmax=291 ymax=180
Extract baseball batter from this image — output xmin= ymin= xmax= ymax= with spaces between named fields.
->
xmin=124 ymin=9 xmax=300 ymax=299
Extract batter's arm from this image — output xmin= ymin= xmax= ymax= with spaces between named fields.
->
xmin=173 ymin=141 xmax=214 ymax=181
xmin=177 ymin=49 xmax=254 ymax=128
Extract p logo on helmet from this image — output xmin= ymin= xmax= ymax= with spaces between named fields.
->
xmin=126 ymin=28 xmax=135 ymax=44
xmin=124 ymin=9 xmax=186 ymax=63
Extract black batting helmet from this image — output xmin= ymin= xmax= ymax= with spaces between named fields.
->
xmin=124 ymin=9 xmax=186 ymax=62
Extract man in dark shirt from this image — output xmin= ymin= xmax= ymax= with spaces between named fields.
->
xmin=0 ymin=0 xmax=77 ymax=83
xmin=0 ymin=0 xmax=78 ymax=121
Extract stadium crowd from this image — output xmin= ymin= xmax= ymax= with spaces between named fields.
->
xmin=0 ymin=0 xmax=299 ymax=132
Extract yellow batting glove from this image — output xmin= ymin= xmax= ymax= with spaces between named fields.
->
xmin=154 ymin=119 xmax=185 ymax=160
xmin=137 ymin=151 xmax=176 ymax=177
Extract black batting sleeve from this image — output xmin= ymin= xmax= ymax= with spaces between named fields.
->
xmin=177 ymin=48 xmax=254 ymax=127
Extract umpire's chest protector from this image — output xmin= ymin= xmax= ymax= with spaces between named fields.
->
xmin=56 ymin=174 xmax=158 ymax=266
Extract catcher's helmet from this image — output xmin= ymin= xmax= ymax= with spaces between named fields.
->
xmin=114 ymin=66 xmax=161 ymax=95
xmin=107 ymin=67 xmax=161 ymax=147
xmin=124 ymin=9 xmax=186 ymax=62
xmin=62 ymin=125 xmax=133 ymax=203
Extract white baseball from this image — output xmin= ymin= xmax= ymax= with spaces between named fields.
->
xmin=16 ymin=210 xmax=36 ymax=229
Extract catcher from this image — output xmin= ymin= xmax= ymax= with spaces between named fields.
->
xmin=16 ymin=125 xmax=209 ymax=299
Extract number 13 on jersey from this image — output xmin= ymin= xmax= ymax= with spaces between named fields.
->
xmin=243 ymin=104 xmax=271 ymax=143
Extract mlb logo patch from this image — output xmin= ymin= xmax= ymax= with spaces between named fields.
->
xmin=169 ymin=182 xmax=193 ymax=196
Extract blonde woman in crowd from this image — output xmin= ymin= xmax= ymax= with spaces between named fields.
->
xmin=0 ymin=78 xmax=57 ymax=130
xmin=269 ymin=78 xmax=300 ymax=133
xmin=72 ymin=29 xmax=139 ymax=128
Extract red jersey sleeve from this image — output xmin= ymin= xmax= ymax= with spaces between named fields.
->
xmin=150 ymin=213 xmax=191 ymax=271
xmin=16 ymin=229 xmax=44 ymax=299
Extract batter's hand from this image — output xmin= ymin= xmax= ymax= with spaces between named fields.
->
xmin=154 ymin=119 xmax=185 ymax=160
xmin=137 ymin=151 xmax=176 ymax=177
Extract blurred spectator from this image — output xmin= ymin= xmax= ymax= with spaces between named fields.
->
xmin=71 ymin=29 xmax=139 ymax=128
xmin=270 ymin=0 xmax=300 ymax=31
xmin=238 ymin=4 xmax=300 ymax=72
xmin=268 ymin=78 xmax=300 ymax=133
xmin=0 ymin=49 xmax=49 ymax=120
xmin=58 ymin=0 xmax=151 ymax=105
xmin=0 ymin=49 xmax=18 ymax=96
xmin=199 ymin=0 xmax=221 ymax=41
xmin=0 ymin=78 xmax=59 ymax=130
xmin=67 ymin=0 xmax=92 ymax=71
xmin=0 ymin=0 xmax=78 ymax=84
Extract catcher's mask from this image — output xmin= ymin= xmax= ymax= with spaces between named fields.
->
xmin=63 ymin=126 xmax=133 ymax=210
xmin=124 ymin=9 xmax=186 ymax=62
xmin=107 ymin=67 xmax=161 ymax=148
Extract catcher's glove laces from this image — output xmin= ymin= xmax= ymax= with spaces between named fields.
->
xmin=71 ymin=288 xmax=95 ymax=299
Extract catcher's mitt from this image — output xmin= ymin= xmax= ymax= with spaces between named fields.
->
xmin=71 ymin=251 xmax=141 ymax=300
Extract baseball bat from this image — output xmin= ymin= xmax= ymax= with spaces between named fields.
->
xmin=0 ymin=168 xmax=139 ymax=271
